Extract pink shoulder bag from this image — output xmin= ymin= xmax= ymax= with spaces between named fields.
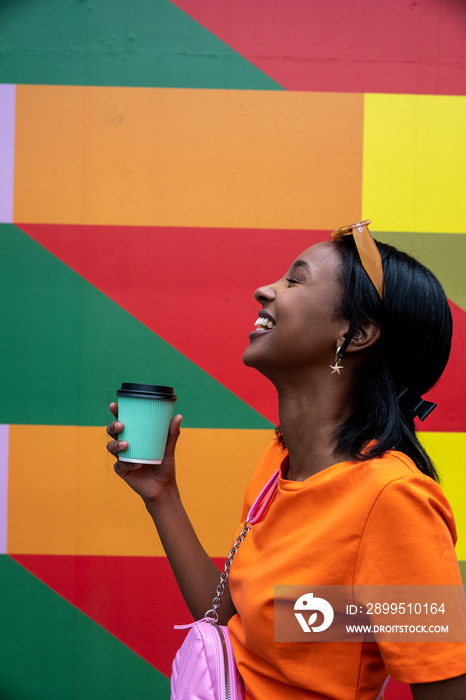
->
xmin=170 ymin=469 xmax=279 ymax=700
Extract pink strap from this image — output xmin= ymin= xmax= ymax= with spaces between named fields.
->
xmin=246 ymin=469 xmax=279 ymax=525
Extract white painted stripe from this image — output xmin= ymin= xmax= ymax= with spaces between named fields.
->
xmin=0 ymin=84 xmax=16 ymax=223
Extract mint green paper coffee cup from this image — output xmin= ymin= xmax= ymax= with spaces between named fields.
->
xmin=116 ymin=383 xmax=177 ymax=464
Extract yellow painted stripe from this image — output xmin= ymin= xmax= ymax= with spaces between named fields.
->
xmin=7 ymin=425 xmax=273 ymax=557
xmin=362 ymin=94 xmax=466 ymax=234
xmin=14 ymin=85 xmax=363 ymax=229
xmin=419 ymin=432 xmax=466 ymax=560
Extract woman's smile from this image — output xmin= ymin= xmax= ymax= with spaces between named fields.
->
xmin=249 ymin=310 xmax=276 ymax=339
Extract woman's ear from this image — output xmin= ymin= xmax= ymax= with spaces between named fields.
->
xmin=338 ymin=319 xmax=381 ymax=354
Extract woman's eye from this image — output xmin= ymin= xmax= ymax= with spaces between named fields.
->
xmin=286 ymin=277 xmax=301 ymax=285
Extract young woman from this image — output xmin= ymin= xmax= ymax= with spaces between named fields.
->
xmin=107 ymin=221 xmax=466 ymax=699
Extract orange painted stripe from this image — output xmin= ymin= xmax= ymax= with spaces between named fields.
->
xmin=7 ymin=426 xmax=466 ymax=560
xmin=7 ymin=425 xmax=273 ymax=557
xmin=14 ymin=85 xmax=363 ymax=229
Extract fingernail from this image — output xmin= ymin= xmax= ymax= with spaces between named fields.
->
xmin=119 ymin=441 xmax=128 ymax=450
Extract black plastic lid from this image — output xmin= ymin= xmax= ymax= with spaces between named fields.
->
xmin=117 ymin=382 xmax=177 ymax=401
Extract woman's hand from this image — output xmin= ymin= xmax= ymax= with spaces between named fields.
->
xmin=106 ymin=402 xmax=183 ymax=504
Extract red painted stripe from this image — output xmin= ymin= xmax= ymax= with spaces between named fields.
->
xmin=20 ymin=223 xmax=466 ymax=431
xmin=20 ymin=223 xmax=325 ymax=426
xmin=12 ymin=554 xmax=412 ymax=697
xmin=385 ymin=678 xmax=413 ymax=699
xmin=172 ymin=0 xmax=466 ymax=95
xmin=12 ymin=553 xmax=223 ymax=678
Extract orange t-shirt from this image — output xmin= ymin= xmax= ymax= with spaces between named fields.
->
xmin=228 ymin=441 xmax=466 ymax=699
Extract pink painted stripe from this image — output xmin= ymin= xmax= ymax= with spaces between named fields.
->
xmin=0 ymin=425 xmax=9 ymax=553
xmin=0 ymin=85 xmax=16 ymax=223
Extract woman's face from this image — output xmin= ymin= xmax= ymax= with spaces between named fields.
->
xmin=243 ymin=241 xmax=350 ymax=377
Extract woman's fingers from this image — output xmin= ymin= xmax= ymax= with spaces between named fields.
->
xmin=163 ymin=414 xmax=183 ymax=459
xmin=106 ymin=420 xmax=124 ymax=438
xmin=106 ymin=438 xmax=128 ymax=455
xmin=113 ymin=460 xmax=143 ymax=478
xmin=109 ymin=402 xmax=118 ymax=419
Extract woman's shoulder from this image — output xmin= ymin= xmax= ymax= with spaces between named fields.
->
xmin=356 ymin=449 xmax=452 ymax=509
xmin=359 ymin=449 xmax=446 ymax=497
xmin=356 ymin=449 xmax=458 ymax=544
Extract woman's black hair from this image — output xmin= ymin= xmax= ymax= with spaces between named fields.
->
xmin=328 ymin=236 xmax=452 ymax=481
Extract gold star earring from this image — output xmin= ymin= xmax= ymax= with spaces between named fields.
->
xmin=330 ymin=346 xmax=344 ymax=375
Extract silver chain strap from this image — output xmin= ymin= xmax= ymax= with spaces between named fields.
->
xmin=204 ymin=520 xmax=252 ymax=624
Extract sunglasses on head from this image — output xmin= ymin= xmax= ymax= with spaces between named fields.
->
xmin=331 ymin=220 xmax=384 ymax=301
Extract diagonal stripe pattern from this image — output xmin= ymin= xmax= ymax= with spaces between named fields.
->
xmin=1 ymin=1 xmax=465 ymax=698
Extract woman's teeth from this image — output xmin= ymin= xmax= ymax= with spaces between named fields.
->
xmin=254 ymin=317 xmax=275 ymax=329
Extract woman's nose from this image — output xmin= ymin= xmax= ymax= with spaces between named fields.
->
xmin=254 ymin=284 xmax=276 ymax=304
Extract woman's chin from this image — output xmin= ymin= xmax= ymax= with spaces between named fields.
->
xmin=242 ymin=346 xmax=256 ymax=368
xmin=242 ymin=346 xmax=272 ymax=377
xmin=242 ymin=341 xmax=265 ymax=368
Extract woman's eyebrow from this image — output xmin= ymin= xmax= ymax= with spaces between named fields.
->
xmin=289 ymin=260 xmax=311 ymax=275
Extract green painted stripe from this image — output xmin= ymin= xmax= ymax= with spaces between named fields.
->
xmin=459 ymin=561 xmax=466 ymax=585
xmin=374 ymin=231 xmax=466 ymax=312
xmin=0 ymin=0 xmax=281 ymax=90
xmin=0 ymin=554 xmax=170 ymax=699
xmin=0 ymin=225 xmax=271 ymax=428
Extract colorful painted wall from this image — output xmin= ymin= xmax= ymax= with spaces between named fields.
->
xmin=1 ymin=1 xmax=466 ymax=698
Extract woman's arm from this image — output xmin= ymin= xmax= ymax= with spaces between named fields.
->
xmin=143 ymin=478 xmax=236 ymax=623
xmin=107 ymin=404 xmax=235 ymax=624
xmin=411 ymin=672 xmax=466 ymax=699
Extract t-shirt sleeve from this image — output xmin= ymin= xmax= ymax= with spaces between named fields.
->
xmin=354 ymin=473 xmax=466 ymax=683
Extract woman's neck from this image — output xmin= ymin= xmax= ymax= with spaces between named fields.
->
xmin=276 ymin=376 xmax=354 ymax=481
